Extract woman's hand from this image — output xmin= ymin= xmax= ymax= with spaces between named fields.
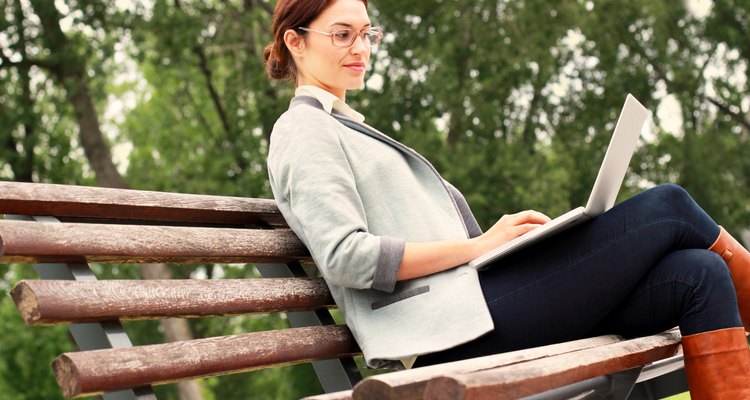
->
xmin=472 ymin=210 xmax=551 ymax=256
xmin=396 ymin=210 xmax=550 ymax=281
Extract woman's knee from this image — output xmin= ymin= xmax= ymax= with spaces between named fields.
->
xmin=641 ymin=183 xmax=693 ymax=211
xmin=631 ymin=184 xmax=717 ymax=244
xmin=655 ymin=249 xmax=734 ymax=305
xmin=682 ymin=250 xmax=733 ymax=292
xmin=675 ymin=250 xmax=742 ymax=333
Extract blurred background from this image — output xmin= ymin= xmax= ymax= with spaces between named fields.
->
xmin=1 ymin=0 xmax=748 ymax=398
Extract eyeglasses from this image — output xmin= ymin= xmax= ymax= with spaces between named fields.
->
xmin=297 ymin=26 xmax=383 ymax=48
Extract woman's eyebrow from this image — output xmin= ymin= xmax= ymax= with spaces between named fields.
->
xmin=329 ymin=22 xmax=372 ymax=28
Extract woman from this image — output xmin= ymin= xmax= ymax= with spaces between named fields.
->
xmin=263 ymin=0 xmax=750 ymax=397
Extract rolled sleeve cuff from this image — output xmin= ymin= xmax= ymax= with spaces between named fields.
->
xmin=372 ymin=236 xmax=405 ymax=292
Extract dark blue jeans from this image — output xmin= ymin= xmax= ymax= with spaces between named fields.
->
xmin=415 ymin=184 xmax=742 ymax=366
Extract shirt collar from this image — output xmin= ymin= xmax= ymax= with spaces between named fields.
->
xmin=294 ymin=85 xmax=365 ymax=123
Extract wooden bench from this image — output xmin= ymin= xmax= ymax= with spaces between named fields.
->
xmin=0 ymin=181 xmax=690 ymax=399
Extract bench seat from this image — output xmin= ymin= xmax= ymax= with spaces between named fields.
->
xmin=305 ymin=330 xmax=682 ymax=400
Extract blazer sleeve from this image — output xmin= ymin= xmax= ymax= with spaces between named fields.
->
xmin=267 ymin=107 xmax=404 ymax=293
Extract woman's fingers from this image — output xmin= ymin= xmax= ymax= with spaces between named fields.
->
xmin=503 ymin=210 xmax=552 ymax=225
xmin=513 ymin=222 xmax=545 ymax=236
xmin=477 ymin=214 xmax=549 ymax=255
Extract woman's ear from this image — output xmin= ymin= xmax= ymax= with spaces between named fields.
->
xmin=283 ymin=29 xmax=305 ymax=56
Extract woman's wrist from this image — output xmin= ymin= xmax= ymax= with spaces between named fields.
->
xmin=467 ymin=235 xmax=489 ymax=261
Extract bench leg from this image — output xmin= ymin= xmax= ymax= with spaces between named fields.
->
xmin=628 ymin=355 xmax=688 ymax=400
xmin=629 ymin=369 xmax=688 ymax=400
xmin=605 ymin=367 xmax=644 ymax=400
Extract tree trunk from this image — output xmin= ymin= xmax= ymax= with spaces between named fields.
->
xmin=64 ymin=72 xmax=129 ymax=188
xmin=29 ymin=2 xmax=205 ymax=399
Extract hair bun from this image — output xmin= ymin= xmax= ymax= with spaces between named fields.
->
xmin=263 ymin=43 xmax=285 ymax=80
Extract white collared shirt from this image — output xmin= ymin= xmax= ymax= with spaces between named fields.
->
xmin=294 ymin=85 xmax=366 ymax=123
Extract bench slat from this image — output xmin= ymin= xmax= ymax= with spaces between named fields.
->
xmin=422 ymin=330 xmax=682 ymax=400
xmin=52 ymin=325 xmax=361 ymax=398
xmin=11 ymin=278 xmax=334 ymax=325
xmin=0 ymin=181 xmax=287 ymax=227
xmin=0 ymin=220 xmax=309 ymax=264
xmin=304 ymin=390 xmax=353 ymax=400
xmin=350 ymin=334 xmax=625 ymax=400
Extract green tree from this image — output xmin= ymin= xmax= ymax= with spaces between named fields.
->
xmin=0 ymin=266 xmax=73 ymax=399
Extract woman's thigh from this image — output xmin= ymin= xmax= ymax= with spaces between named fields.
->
xmin=415 ymin=184 xmax=721 ymax=366
xmin=479 ymin=184 xmax=719 ymax=335
xmin=416 ymin=250 xmax=738 ymax=367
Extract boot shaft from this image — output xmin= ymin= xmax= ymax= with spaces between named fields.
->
xmin=682 ymin=327 xmax=750 ymax=400
xmin=708 ymin=226 xmax=750 ymax=332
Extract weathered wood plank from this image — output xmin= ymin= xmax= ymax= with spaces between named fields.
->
xmin=0 ymin=181 xmax=286 ymax=227
xmin=351 ymin=335 xmax=624 ymax=400
xmin=303 ymin=390 xmax=353 ymax=400
xmin=52 ymin=325 xmax=361 ymax=398
xmin=421 ymin=330 xmax=682 ymax=400
xmin=0 ymin=219 xmax=309 ymax=263
xmin=11 ymin=278 xmax=334 ymax=325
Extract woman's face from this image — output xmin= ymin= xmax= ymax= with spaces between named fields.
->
xmin=290 ymin=0 xmax=372 ymax=99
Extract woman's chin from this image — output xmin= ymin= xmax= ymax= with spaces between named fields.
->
xmin=345 ymin=79 xmax=366 ymax=91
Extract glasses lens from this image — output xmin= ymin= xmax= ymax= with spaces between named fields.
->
xmin=330 ymin=28 xmax=383 ymax=47
xmin=331 ymin=28 xmax=383 ymax=47
xmin=365 ymin=30 xmax=382 ymax=47
xmin=331 ymin=29 xmax=355 ymax=47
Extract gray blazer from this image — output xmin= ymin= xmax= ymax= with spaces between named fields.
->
xmin=267 ymin=96 xmax=493 ymax=368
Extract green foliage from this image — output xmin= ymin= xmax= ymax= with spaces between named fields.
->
xmin=122 ymin=0 xmax=287 ymax=197
xmin=0 ymin=266 xmax=72 ymax=399
xmin=0 ymin=0 xmax=111 ymax=185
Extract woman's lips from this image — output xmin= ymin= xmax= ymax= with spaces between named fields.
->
xmin=344 ymin=62 xmax=366 ymax=72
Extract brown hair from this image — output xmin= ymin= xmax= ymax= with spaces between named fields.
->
xmin=263 ymin=0 xmax=368 ymax=81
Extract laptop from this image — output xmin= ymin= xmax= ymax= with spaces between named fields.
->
xmin=469 ymin=94 xmax=650 ymax=270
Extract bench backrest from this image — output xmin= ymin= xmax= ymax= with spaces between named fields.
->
xmin=0 ymin=181 xmax=361 ymax=398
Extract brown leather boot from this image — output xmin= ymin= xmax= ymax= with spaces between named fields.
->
xmin=709 ymin=226 xmax=750 ymax=331
xmin=683 ymin=327 xmax=750 ymax=399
